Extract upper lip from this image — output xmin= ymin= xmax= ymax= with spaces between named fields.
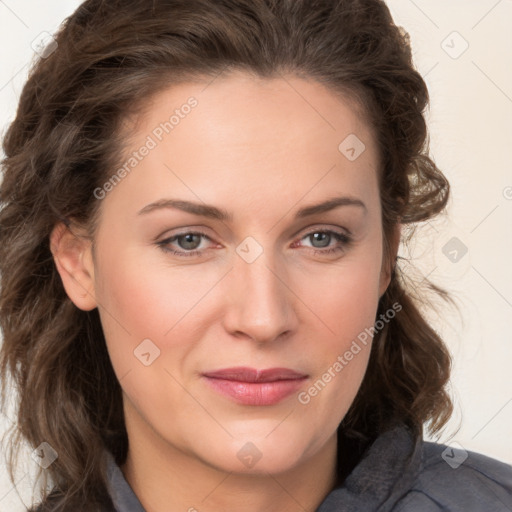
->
xmin=202 ymin=367 xmax=308 ymax=382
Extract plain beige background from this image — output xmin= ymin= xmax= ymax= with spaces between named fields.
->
xmin=0 ymin=1 xmax=511 ymax=509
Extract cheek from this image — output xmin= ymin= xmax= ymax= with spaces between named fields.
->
xmin=95 ymin=245 xmax=213 ymax=335
xmin=304 ymin=276 xmax=377 ymax=387
xmin=294 ymin=248 xmax=383 ymax=345
xmin=92 ymin=251 xmax=177 ymax=376
xmin=291 ymin=247 xmax=382 ymax=407
xmin=93 ymin=255 xmax=202 ymax=431
xmin=295 ymin=264 xmax=380 ymax=432
xmin=93 ymin=245 xmax=230 ymax=388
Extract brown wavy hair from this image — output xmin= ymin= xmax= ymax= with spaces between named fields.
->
xmin=0 ymin=0 xmax=455 ymax=510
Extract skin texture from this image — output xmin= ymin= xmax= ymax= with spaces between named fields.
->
xmin=51 ymin=70 xmax=401 ymax=512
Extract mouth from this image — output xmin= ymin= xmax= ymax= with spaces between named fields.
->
xmin=201 ymin=367 xmax=308 ymax=406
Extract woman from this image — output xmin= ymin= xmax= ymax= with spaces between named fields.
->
xmin=1 ymin=0 xmax=511 ymax=511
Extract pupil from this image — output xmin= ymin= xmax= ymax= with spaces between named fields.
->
xmin=312 ymin=232 xmax=330 ymax=248
xmin=180 ymin=234 xmax=200 ymax=250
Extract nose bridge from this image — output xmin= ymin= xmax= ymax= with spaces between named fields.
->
xmin=224 ymin=243 xmax=295 ymax=342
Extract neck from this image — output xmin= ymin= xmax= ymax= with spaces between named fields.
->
xmin=120 ymin=430 xmax=338 ymax=512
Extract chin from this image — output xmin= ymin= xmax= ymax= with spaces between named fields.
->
xmin=199 ymin=431 xmax=317 ymax=476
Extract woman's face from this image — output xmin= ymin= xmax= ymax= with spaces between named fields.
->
xmin=58 ymin=70 xmax=397 ymax=475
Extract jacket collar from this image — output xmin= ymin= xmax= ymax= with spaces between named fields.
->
xmin=317 ymin=424 xmax=423 ymax=511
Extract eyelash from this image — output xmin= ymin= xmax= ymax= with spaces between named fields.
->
xmin=156 ymin=228 xmax=352 ymax=258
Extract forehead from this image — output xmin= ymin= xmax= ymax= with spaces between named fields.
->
xmin=107 ymin=70 xmax=380 ymax=218
xmin=130 ymin=69 xmax=374 ymax=151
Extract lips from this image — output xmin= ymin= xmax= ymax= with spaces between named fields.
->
xmin=203 ymin=367 xmax=307 ymax=382
xmin=202 ymin=367 xmax=308 ymax=406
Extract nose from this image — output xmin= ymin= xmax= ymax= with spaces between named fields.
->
xmin=222 ymin=249 xmax=297 ymax=345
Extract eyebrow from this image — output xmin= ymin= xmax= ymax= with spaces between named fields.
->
xmin=137 ymin=195 xmax=367 ymax=221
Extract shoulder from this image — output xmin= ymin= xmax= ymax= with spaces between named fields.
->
xmin=394 ymin=441 xmax=512 ymax=511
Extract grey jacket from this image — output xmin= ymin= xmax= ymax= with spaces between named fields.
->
xmin=33 ymin=424 xmax=512 ymax=511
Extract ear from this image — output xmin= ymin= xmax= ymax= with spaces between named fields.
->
xmin=379 ymin=222 xmax=401 ymax=298
xmin=50 ymin=222 xmax=97 ymax=311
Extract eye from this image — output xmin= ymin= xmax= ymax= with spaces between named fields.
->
xmin=157 ymin=230 xmax=213 ymax=258
xmin=156 ymin=227 xmax=352 ymax=258
xmin=296 ymin=229 xmax=352 ymax=256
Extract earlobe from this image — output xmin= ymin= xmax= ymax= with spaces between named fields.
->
xmin=50 ymin=222 xmax=97 ymax=311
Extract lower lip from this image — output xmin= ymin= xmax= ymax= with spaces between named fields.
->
xmin=203 ymin=377 xmax=307 ymax=406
